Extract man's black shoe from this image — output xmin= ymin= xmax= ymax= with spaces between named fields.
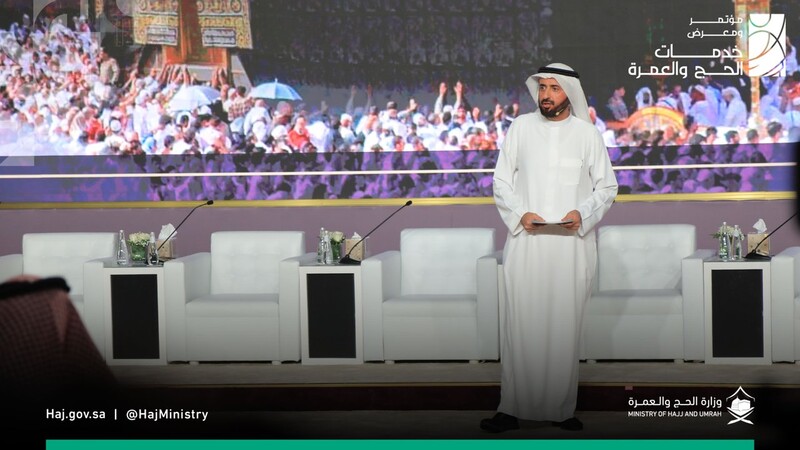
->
xmin=552 ymin=417 xmax=583 ymax=431
xmin=480 ymin=412 xmax=520 ymax=433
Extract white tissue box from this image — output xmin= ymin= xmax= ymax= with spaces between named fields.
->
xmin=156 ymin=239 xmax=175 ymax=259
xmin=344 ymin=238 xmax=367 ymax=261
xmin=747 ymin=233 xmax=769 ymax=256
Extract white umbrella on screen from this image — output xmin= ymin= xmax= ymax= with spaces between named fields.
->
xmin=168 ymin=85 xmax=221 ymax=112
xmin=250 ymin=79 xmax=303 ymax=101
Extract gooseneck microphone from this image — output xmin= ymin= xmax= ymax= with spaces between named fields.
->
xmin=338 ymin=200 xmax=413 ymax=265
xmin=744 ymin=211 xmax=797 ymax=261
xmin=156 ymin=200 xmax=214 ymax=252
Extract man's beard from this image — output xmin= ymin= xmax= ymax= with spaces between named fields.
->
xmin=539 ymin=98 xmax=571 ymax=118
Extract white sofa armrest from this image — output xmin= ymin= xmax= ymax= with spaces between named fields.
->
xmin=772 ymin=247 xmax=800 ymax=362
xmin=164 ymin=252 xmax=211 ymax=362
xmin=294 ymin=252 xmax=319 ymax=266
xmin=82 ymin=257 xmax=117 ymax=355
xmin=277 ymin=252 xmax=315 ymax=361
xmin=476 ymin=252 xmax=501 ymax=360
xmin=494 ymin=250 xmax=512 ymax=359
xmin=170 ymin=253 xmax=212 ymax=301
xmin=361 ymin=250 xmax=401 ymax=361
xmin=681 ymin=248 xmax=715 ymax=361
xmin=0 ymin=254 xmax=23 ymax=283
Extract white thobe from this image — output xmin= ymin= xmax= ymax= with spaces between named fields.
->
xmin=493 ymin=111 xmax=617 ymax=421
xmin=722 ymin=99 xmax=748 ymax=128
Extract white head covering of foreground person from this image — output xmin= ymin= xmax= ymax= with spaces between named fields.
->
xmin=525 ymin=63 xmax=592 ymax=123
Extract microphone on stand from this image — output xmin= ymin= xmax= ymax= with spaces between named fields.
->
xmin=744 ymin=211 xmax=797 ymax=260
xmin=156 ymin=200 xmax=214 ymax=253
xmin=338 ymin=200 xmax=413 ymax=265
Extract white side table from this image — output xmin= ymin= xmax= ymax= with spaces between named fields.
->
xmin=102 ymin=261 xmax=166 ymax=365
xmin=703 ymin=258 xmax=771 ymax=364
xmin=299 ymin=263 xmax=363 ymax=364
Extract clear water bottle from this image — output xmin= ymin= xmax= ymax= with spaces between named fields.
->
xmin=732 ymin=225 xmax=743 ymax=260
xmin=147 ymin=232 xmax=160 ymax=266
xmin=116 ymin=229 xmax=130 ymax=266
xmin=718 ymin=221 xmax=730 ymax=261
xmin=323 ymin=230 xmax=333 ymax=265
xmin=317 ymin=227 xmax=327 ymax=264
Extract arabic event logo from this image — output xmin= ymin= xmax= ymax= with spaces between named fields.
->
xmin=748 ymin=14 xmax=787 ymax=77
xmin=726 ymin=386 xmax=755 ymax=425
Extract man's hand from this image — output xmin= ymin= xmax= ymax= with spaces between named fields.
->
xmin=560 ymin=210 xmax=582 ymax=231
xmin=521 ymin=212 xmax=547 ymax=233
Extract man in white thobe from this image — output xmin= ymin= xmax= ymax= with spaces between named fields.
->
xmin=482 ymin=63 xmax=618 ymax=433
xmin=720 ymin=87 xmax=748 ymax=128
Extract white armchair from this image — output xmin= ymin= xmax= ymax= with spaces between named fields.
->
xmin=772 ymin=246 xmax=800 ymax=362
xmin=361 ymin=227 xmax=500 ymax=362
xmin=163 ymin=231 xmax=308 ymax=363
xmin=0 ymin=232 xmax=116 ymax=353
xmin=581 ymin=224 xmax=711 ymax=362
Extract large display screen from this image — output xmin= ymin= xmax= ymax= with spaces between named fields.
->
xmin=0 ymin=0 xmax=796 ymax=203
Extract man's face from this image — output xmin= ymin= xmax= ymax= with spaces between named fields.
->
xmin=538 ymin=78 xmax=569 ymax=119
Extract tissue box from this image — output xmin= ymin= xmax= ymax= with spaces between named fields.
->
xmin=156 ymin=239 xmax=175 ymax=259
xmin=747 ymin=233 xmax=769 ymax=256
xmin=344 ymin=238 xmax=367 ymax=261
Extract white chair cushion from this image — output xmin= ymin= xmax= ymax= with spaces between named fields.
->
xmin=186 ymin=293 xmax=279 ymax=318
xmin=22 ymin=233 xmax=116 ymax=295
xmin=383 ymin=315 xmax=480 ymax=360
xmin=597 ymin=224 xmax=695 ymax=291
xmin=210 ymin=231 xmax=304 ymax=294
xmin=400 ymin=228 xmax=495 ymax=296
xmin=383 ymin=294 xmax=477 ymax=318
xmin=583 ymin=314 xmax=685 ymax=360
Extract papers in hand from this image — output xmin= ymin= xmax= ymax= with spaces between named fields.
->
xmin=531 ymin=219 xmax=574 ymax=225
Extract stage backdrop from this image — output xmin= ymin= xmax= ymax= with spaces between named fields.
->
xmin=0 ymin=0 xmax=796 ymax=204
